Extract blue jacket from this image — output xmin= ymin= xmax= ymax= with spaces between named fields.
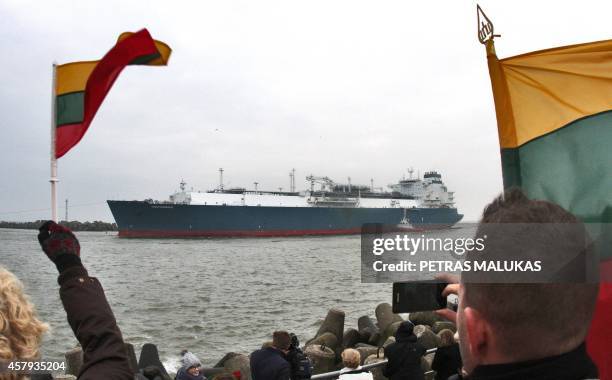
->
xmin=250 ymin=347 xmax=291 ymax=380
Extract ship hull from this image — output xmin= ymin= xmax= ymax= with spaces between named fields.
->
xmin=107 ymin=201 xmax=463 ymax=238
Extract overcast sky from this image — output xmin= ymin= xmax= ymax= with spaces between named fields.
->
xmin=1 ymin=0 xmax=610 ymax=223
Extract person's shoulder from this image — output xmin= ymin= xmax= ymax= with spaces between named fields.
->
xmin=280 ymin=356 xmax=291 ymax=367
xmin=435 ymin=344 xmax=448 ymax=353
xmin=384 ymin=341 xmax=399 ymax=351
xmin=250 ymin=348 xmax=266 ymax=359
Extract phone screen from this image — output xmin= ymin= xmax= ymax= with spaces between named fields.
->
xmin=392 ymin=281 xmax=448 ymax=313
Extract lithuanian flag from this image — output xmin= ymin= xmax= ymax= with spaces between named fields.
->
xmin=486 ymin=38 xmax=612 ymax=378
xmin=55 ymin=29 xmax=171 ymax=158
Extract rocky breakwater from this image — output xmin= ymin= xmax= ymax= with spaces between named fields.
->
xmin=59 ymin=303 xmax=456 ymax=380
xmin=302 ymin=303 xmax=457 ymax=380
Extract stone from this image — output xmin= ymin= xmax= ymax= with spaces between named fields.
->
xmin=342 ymin=328 xmax=361 ymax=348
xmin=379 ymin=320 xmax=402 ymax=346
xmin=215 ymin=352 xmax=240 ymax=368
xmin=409 ymin=311 xmax=444 ymax=327
xmin=416 ymin=328 xmax=441 ymax=350
xmin=314 ymin=308 xmax=345 ymax=343
xmin=358 ymin=315 xmax=378 ymax=333
xmin=64 ymin=346 xmax=83 ymax=376
xmin=304 ymin=344 xmax=335 ymax=374
xmin=358 ymin=315 xmax=380 ymax=346
xmin=364 ymin=353 xmax=388 ymax=380
xmin=382 ymin=336 xmax=395 ymax=347
xmin=432 ymin=321 xmax=456 ymax=334
xmin=308 ymin=332 xmax=339 ymax=351
xmin=222 ymin=353 xmax=251 ymax=380
xmin=358 ymin=329 xmax=372 ymax=343
xmin=367 ymin=331 xmax=381 ymax=346
xmin=421 ymin=352 xmax=435 ymax=371
xmin=413 ymin=324 xmax=431 ymax=336
xmin=375 ymin=303 xmax=403 ymax=332
xmin=138 ymin=343 xmax=169 ymax=378
xmin=124 ymin=343 xmax=138 ymax=374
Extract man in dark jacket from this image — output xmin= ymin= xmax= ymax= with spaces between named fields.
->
xmin=383 ymin=321 xmax=426 ymax=380
xmin=250 ymin=331 xmax=291 ymax=380
xmin=38 ymin=221 xmax=133 ymax=379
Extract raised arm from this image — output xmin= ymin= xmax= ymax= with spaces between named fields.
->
xmin=38 ymin=221 xmax=133 ymax=379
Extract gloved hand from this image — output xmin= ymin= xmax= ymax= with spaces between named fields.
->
xmin=38 ymin=221 xmax=81 ymax=262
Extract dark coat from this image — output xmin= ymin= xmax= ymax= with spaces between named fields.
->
xmin=383 ymin=322 xmax=426 ymax=380
xmin=467 ymin=343 xmax=597 ymax=380
xmin=431 ymin=343 xmax=462 ymax=380
xmin=250 ymin=347 xmax=291 ymax=380
xmin=58 ymin=265 xmax=133 ymax=379
xmin=175 ymin=367 xmax=206 ymax=380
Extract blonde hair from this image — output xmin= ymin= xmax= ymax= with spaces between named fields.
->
xmin=0 ymin=267 xmax=48 ymax=380
xmin=341 ymin=348 xmax=361 ymax=369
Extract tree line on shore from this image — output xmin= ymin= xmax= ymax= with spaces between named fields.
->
xmin=0 ymin=220 xmax=117 ymax=231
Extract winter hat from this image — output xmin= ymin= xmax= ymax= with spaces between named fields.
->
xmin=181 ymin=351 xmax=202 ymax=369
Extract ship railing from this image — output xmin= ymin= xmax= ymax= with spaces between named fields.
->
xmin=310 ymin=348 xmax=436 ymax=379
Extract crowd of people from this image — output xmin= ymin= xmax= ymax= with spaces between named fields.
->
xmin=0 ymin=189 xmax=607 ymax=380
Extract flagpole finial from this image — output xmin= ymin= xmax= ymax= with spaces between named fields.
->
xmin=477 ymin=4 xmax=500 ymax=44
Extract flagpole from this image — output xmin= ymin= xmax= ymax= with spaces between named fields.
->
xmin=50 ymin=63 xmax=58 ymax=222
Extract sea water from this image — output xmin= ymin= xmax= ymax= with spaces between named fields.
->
xmin=0 ymin=227 xmax=461 ymax=372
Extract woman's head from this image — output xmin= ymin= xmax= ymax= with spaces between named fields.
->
xmin=438 ymin=329 xmax=456 ymax=347
xmin=0 ymin=267 xmax=48 ymax=379
xmin=181 ymin=351 xmax=202 ymax=376
xmin=187 ymin=366 xmax=201 ymax=376
xmin=341 ymin=348 xmax=361 ymax=369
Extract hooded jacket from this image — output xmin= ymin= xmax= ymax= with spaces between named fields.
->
xmin=383 ymin=321 xmax=426 ymax=380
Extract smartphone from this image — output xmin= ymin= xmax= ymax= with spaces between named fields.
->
xmin=392 ymin=281 xmax=451 ymax=313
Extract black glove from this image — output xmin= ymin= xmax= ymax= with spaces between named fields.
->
xmin=38 ymin=221 xmax=82 ymax=272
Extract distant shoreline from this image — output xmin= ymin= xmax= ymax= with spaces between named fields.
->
xmin=0 ymin=220 xmax=117 ymax=232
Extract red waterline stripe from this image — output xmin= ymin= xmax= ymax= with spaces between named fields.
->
xmin=119 ymin=228 xmax=363 ymax=238
xmin=116 ymin=227 xmax=425 ymax=238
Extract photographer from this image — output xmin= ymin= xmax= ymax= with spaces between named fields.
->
xmin=285 ymin=334 xmax=312 ymax=380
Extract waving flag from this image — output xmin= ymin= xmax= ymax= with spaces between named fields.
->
xmin=54 ymin=29 xmax=171 ymax=158
xmin=485 ymin=37 xmax=612 ymax=379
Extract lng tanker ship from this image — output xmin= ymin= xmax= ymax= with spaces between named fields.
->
xmin=107 ymin=170 xmax=463 ymax=237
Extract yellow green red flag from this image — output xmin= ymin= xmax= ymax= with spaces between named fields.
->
xmin=54 ymin=29 xmax=171 ymax=158
xmin=486 ymin=38 xmax=612 ymax=224
xmin=485 ymin=37 xmax=612 ymax=378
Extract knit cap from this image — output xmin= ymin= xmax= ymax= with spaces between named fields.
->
xmin=181 ymin=351 xmax=201 ymax=369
